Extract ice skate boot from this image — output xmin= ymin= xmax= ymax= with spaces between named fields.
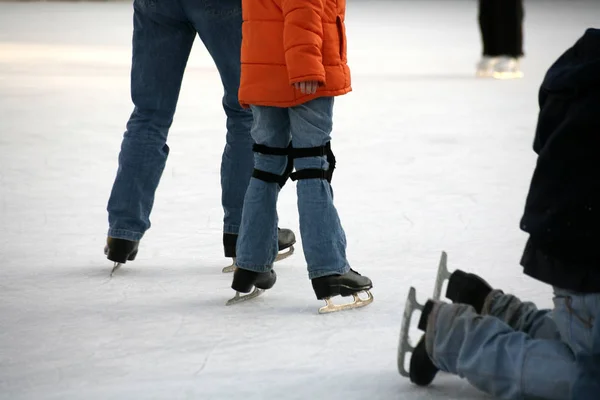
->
xmin=475 ymin=56 xmax=498 ymax=77
xmin=104 ymin=237 xmax=139 ymax=276
xmin=226 ymin=267 xmax=277 ymax=306
xmin=445 ymin=270 xmax=493 ymax=313
xmin=222 ymin=228 xmax=296 ymax=273
xmin=492 ymin=56 xmax=523 ymax=79
xmin=397 ymin=287 xmax=439 ymax=386
xmin=311 ymin=269 xmax=373 ymax=314
xmin=430 ymin=251 xmax=493 ymax=313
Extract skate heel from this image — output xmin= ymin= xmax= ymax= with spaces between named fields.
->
xmin=104 ymin=238 xmax=139 ymax=264
xmin=231 ymin=268 xmax=277 ymax=293
xmin=227 ymin=268 xmax=276 ymax=306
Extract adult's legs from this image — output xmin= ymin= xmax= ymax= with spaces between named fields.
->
xmin=107 ymin=0 xmax=195 ymax=241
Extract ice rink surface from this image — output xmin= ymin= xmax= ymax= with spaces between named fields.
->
xmin=1 ymin=0 xmax=599 ymax=399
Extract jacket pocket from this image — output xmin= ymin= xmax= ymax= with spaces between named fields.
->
xmin=336 ymin=16 xmax=347 ymax=62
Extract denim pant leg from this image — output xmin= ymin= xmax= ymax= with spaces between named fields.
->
xmin=185 ymin=0 xmax=254 ymax=235
xmin=484 ymin=289 xmax=561 ymax=340
xmin=571 ymin=309 xmax=600 ymax=400
xmin=107 ymin=1 xmax=195 ymax=241
xmin=235 ymin=106 xmax=291 ymax=271
xmin=288 ymin=97 xmax=350 ymax=279
xmin=426 ymin=302 xmax=575 ymax=400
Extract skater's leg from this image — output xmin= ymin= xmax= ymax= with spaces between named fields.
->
xmin=288 ymin=97 xmax=349 ymax=279
xmin=483 ymin=289 xmax=560 ymax=340
xmin=185 ymin=0 xmax=254 ymax=236
xmin=107 ymin=1 xmax=195 ymax=241
xmin=235 ymin=106 xmax=291 ymax=271
xmin=426 ymin=302 xmax=575 ymax=400
xmin=495 ymin=0 xmax=524 ymax=58
xmin=478 ymin=0 xmax=498 ymax=56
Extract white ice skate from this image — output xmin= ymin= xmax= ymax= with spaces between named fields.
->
xmin=492 ymin=57 xmax=524 ymax=79
xmin=397 ymin=251 xmax=448 ymax=377
xmin=222 ymin=246 xmax=295 ymax=273
xmin=476 ymin=56 xmax=499 ymax=77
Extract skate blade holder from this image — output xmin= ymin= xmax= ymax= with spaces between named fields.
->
xmin=318 ymin=290 xmax=374 ymax=314
xmin=225 ymin=287 xmax=265 ymax=306
xmin=397 ymin=286 xmax=424 ymax=377
xmin=397 ymin=251 xmax=449 ymax=377
xmin=222 ymin=246 xmax=295 ymax=273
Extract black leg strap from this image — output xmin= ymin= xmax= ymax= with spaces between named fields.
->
xmin=290 ymin=142 xmax=336 ymax=183
xmin=251 ymin=143 xmax=293 ymax=188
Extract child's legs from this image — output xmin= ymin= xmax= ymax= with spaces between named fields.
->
xmin=288 ymin=97 xmax=350 ymax=279
xmin=235 ymin=106 xmax=291 ymax=271
xmin=484 ymin=290 xmax=560 ymax=340
xmin=427 ymin=303 xmax=575 ymax=400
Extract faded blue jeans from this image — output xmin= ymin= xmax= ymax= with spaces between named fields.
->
xmin=571 ymin=309 xmax=600 ymax=399
xmin=425 ymin=288 xmax=600 ymax=399
xmin=107 ymin=0 xmax=253 ymax=241
xmin=236 ymin=97 xmax=350 ymax=279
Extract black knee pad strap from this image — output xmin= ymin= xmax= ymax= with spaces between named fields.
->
xmin=251 ymin=143 xmax=293 ymax=188
xmin=290 ymin=142 xmax=336 ymax=183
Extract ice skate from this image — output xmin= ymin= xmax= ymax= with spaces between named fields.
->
xmin=475 ymin=56 xmax=498 ymax=77
xmin=104 ymin=237 xmax=139 ymax=276
xmin=397 ymin=288 xmax=439 ymax=385
xmin=226 ymin=267 xmax=277 ymax=306
xmin=431 ymin=251 xmax=493 ymax=312
xmin=492 ymin=56 xmax=523 ymax=79
xmin=222 ymin=228 xmax=296 ymax=273
xmin=445 ymin=270 xmax=493 ymax=313
xmin=311 ymin=269 xmax=373 ymax=314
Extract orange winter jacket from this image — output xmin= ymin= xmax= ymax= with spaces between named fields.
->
xmin=238 ymin=0 xmax=351 ymax=108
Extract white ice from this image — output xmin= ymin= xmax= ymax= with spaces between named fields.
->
xmin=0 ymin=1 xmax=598 ymax=399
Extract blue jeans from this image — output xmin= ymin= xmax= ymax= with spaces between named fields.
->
xmin=236 ymin=97 xmax=350 ymax=279
xmin=107 ymin=0 xmax=253 ymax=241
xmin=571 ymin=309 xmax=600 ymax=399
xmin=425 ymin=288 xmax=600 ymax=399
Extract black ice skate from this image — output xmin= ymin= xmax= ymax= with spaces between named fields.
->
xmin=226 ymin=267 xmax=277 ymax=306
xmin=397 ymin=288 xmax=440 ymax=385
xmin=104 ymin=237 xmax=139 ymax=276
xmin=445 ymin=270 xmax=493 ymax=313
xmin=311 ymin=269 xmax=373 ymax=314
xmin=431 ymin=251 xmax=493 ymax=312
xmin=222 ymin=228 xmax=296 ymax=273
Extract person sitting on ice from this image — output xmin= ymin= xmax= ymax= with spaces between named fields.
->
xmin=398 ymin=28 xmax=600 ymax=399
xmin=225 ymin=0 xmax=373 ymax=313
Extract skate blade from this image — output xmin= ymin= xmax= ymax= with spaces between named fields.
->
xmin=432 ymin=251 xmax=449 ymax=300
xmin=318 ymin=291 xmax=374 ymax=314
xmin=492 ymin=71 xmax=524 ymax=80
xmin=225 ymin=287 xmax=264 ymax=306
xmin=109 ymin=262 xmax=122 ymax=277
xmin=397 ymin=286 xmax=425 ymax=377
xmin=222 ymin=246 xmax=295 ymax=274
xmin=222 ymin=258 xmax=236 ymax=273
xmin=275 ymin=245 xmax=294 ymax=262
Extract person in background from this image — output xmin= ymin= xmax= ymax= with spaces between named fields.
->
xmin=476 ymin=0 xmax=524 ymax=78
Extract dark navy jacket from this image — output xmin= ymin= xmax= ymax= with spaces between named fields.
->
xmin=520 ymin=28 xmax=600 ymax=293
